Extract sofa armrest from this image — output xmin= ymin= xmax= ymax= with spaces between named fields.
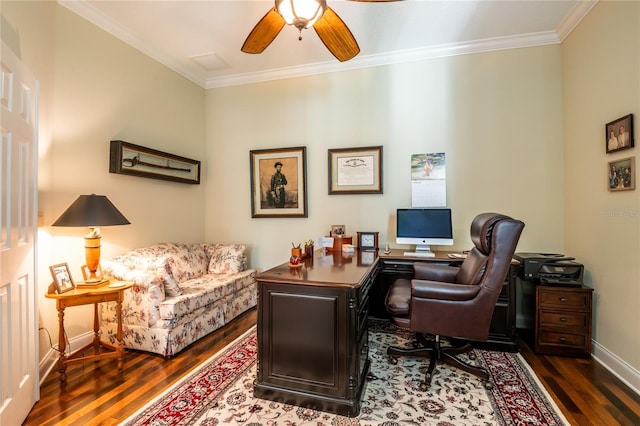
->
xmin=101 ymin=261 xmax=165 ymax=326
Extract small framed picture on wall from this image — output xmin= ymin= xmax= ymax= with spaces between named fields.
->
xmin=608 ymin=156 xmax=635 ymax=191
xmin=605 ymin=114 xmax=634 ymax=153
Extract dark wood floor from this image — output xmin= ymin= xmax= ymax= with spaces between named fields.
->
xmin=24 ymin=308 xmax=640 ymax=425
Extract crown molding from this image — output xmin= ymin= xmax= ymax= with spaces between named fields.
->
xmin=204 ymin=31 xmax=561 ymax=89
xmin=60 ymin=0 xmax=597 ymax=90
xmin=556 ymin=0 xmax=598 ymax=42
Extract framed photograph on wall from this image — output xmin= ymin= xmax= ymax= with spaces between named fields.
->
xmin=250 ymin=146 xmax=307 ymax=218
xmin=328 ymin=146 xmax=383 ymax=194
xmin=49 ymin=263 xmax=75 ymax=294
xmin=605 ymin=114 xmax=634 ymax=153
xmin=608 ymin=156 xmax=635 ymax=191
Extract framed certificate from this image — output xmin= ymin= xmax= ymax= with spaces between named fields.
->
xmin=328 ymin=146 xmax=383 ymax=194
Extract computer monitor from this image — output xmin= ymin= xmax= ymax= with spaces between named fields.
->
xmin=396 ymin=208 xmax=453 ymax=257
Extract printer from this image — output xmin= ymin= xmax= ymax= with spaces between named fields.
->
xmin=514 ymin=252 xmax=584 ymax=286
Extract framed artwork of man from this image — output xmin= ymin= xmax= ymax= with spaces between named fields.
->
xmin=250 ymin=146 xmax=307 ymax=218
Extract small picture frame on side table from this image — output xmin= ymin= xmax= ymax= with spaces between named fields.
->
xmin=50 ymin=263 xmax=75 ymax=294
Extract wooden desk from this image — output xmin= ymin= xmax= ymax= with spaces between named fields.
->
xmin=45 ymin=281 xmax=132 ymax=383
xmin=254 ymin=250 xmax=378 ymax=417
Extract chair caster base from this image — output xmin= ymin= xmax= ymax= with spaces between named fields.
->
xmin=419 ymin=381 xmax=430 ymax=391
xmin=389 ymin=356 xmax=398 ymax=365
xmin=484 ymin=381 xmax=494 ymax=390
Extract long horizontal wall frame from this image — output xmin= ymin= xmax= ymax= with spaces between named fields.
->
xmin=109 ymin=140 xmax=201 ymax=184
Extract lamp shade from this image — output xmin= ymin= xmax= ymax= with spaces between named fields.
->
xmin=52 ymin=194 xmax=130 ymax=227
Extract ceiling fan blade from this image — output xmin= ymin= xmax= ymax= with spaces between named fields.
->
xmin=313 ymin=7 xmax=360 ymax=62
xmin=241 ymin=8 xmax=286 ymax=54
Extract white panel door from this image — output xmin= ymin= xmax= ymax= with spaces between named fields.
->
xmin=0 ymin=41 xmax=40 ymax=425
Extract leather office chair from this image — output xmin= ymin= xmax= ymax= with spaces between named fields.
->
xmin=385 ymin=213 xmax=524 ymax=390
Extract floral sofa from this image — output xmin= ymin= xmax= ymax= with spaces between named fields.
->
xmin=99 ymin=242 xmax=256 ymax=357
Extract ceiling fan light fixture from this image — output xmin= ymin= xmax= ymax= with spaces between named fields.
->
xmin=276 ymin=0 xmax=327 ymax=30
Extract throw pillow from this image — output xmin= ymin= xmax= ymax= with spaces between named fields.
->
xmin=164 ymin=244 xmax=208 ymax=283
xmin=206 ymin=244 xmax=248 ymax=274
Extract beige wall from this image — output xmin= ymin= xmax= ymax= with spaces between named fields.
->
xmin=205 ymin=46 xmax=565 ymax=270
xmin=2 ymin=2 xmax=206 ymax=360
xmin=3 ymin=1 xmax=638 ymax=388
xmin=562 ymin=1 xmax=640 ymax=377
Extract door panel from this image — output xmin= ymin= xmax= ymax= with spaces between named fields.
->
xmin=1 ymin=41 xmax=39 ymax=425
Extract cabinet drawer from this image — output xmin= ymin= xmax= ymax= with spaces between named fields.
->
xmin=538 ymin=310 xmax=589 ymax=328
xmin=538 ymin=330 xmax=587 ymax=347
xmin=538 ymin=289 xmax=590 ymax=309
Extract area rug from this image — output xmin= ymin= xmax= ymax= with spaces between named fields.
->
xmin=122 ymin=320 xmax=569 ymax=425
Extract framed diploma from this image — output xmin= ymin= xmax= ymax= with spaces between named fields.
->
xmin=328 ymin=146 xmax=383 ymax=194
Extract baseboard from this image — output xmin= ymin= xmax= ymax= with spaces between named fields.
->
xmin=592 ymin=339 xmax=640 ymax=396
xmin=39 ymin=331 xmax=94 ymax=384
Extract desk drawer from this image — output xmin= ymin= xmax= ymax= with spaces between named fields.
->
xmin=537 ymin=330 xmax=587 ymax=348
xmin=538 ymin=288 xmax=590 ymax=309
xmin=538 ymin=310 xmax=588 ymax=328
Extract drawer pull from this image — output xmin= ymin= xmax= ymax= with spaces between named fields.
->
xmin=559 ymin=336 xmax=567 ymax=342
xmin=560 ymin=317 xmax=568 ymax=322
xmin=559 ymin=297 xmax=567 ymax=302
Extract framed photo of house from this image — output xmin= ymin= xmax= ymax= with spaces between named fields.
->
xmin=328 ymin=146 xmax=383 ymax=194
xmin=49 ymin=263 xmax=75 ymax=294
xmin=109 ymin=140 xmax=201 ymax=184
xmin=605 ymin=114 xmax=634 ymax=153
xmin=608 ymin=156 xmax=635 ymax=191
xmin=250 ymin=146 xmax=307 ymax=218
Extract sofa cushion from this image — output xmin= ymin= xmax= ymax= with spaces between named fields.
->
xmin=121 ymin=243 xmax=208 ymax=284
xmin=204 ymin=243 xmax=248 ymax=274
xmin=158 ymin=270 xmax=256 ymax=321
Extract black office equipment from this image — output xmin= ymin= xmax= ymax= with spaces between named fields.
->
xmin=514 ymin=252 xmax=575 ymax=280
xmin=537 ymin=260 xmax=584 ymax=286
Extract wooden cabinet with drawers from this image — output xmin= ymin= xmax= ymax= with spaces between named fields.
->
xmin=535 ymin=285 xmax=593 ymax=358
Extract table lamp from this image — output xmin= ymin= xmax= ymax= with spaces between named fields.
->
xmin=52 ymin=194 xmax=130 ymax=283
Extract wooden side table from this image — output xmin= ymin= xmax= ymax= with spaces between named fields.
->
xmin=45 ymin=281 xmax=133 ymax=383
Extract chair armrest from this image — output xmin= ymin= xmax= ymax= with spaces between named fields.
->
xmin=413 ymin=263 xmax=459 ymax=282
xmin=411 ymin=279 xmax=481 ymax=301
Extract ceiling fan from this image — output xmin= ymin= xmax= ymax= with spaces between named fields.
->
xmin=241 ymin=0 xmax=400 ymax=62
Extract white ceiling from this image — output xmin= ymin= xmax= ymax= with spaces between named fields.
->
xmin=59 ymin=0 xmax=597 ymax=89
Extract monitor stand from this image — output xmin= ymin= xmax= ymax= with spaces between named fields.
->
xmin=403 ymin=244 xmax=435 ymax=258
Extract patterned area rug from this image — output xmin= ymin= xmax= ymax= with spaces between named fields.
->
xmin=122 ymin=320 xmax=568 ymax=425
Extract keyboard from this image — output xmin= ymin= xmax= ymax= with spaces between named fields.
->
xmin=403 ymin=251 xmax=435 ymax=258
